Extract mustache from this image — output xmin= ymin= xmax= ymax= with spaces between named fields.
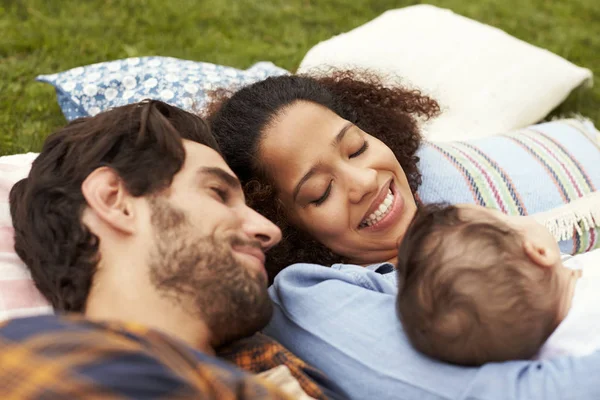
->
xmin=228 ymin=235 xmax=263 ymax=250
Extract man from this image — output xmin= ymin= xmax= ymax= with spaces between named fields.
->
xmin=4 ymin=100 xmax=343 ymax=399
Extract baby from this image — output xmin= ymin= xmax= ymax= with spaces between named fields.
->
xmin=396 ymin=203 xmax=600 ymax=366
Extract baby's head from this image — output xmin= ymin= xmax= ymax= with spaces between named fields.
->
xmin=397 ymin=204 xmax=569 ymax=366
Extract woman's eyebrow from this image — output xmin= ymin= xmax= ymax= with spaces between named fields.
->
xmin=293 ymin=122 xmax=354 ymax=202
xmin=293 ymin=165 xmax=319 ymax=202
xmin=332 ymin=122 xmax=354 ymax=147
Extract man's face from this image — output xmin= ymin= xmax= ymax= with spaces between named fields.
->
xmin=143 ymin=140 xmax=282 ymax=347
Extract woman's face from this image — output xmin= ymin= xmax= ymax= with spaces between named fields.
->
xmin=260 ymin=101 xmax=417 ymax=265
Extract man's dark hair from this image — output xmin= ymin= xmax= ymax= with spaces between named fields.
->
xmin=9 ymin=100 xmax=219 ymax=313
xmin=396 ymin=204 xmax=561 ymax=365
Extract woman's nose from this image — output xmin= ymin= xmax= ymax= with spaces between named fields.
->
xmin=347 ymin=167 xmax=378 ymax=204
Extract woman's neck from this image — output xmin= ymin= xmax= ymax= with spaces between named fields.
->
xmin=356 ymin=255 xmax=398 ymax=268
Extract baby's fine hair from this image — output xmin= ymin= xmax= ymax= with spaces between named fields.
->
xmin=396 ymin=204 xmax=561 ymax=365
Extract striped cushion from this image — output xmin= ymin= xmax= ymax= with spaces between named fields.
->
xmin=0 ymin=153 xmax=52 ymax=321
xmin=417 ymin=118 xmax=600 ymax=254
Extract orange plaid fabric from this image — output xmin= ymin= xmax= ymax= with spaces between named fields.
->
xmin=218 ymin=333 xmax=344 ymax=400
xmin=0 ymin=315 xmax=290 ymax=399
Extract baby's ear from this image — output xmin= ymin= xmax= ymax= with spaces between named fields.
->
xmin=523 ymin=240 xmax=560 ymax=269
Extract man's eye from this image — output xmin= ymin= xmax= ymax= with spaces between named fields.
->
xmin=311 ymin=181 xmax=332 ymax=206
xmin=211 ymin=187 xmax=229 ymax=202
xmin=349 ymin=141 xmax=369 ymax=158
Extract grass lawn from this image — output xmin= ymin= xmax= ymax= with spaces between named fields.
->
xmin=1 ymin=0 xmax=599 ymax=156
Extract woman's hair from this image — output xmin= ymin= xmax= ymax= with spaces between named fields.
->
xmin=207 ymin=70 xmax=440 ymax=279
xmin=9 ymin=100 xmax=218 ymax=312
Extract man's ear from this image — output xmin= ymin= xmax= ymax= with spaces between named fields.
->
xmin=81 ymin=167 xmax=136 ymax=235
xmin=523 ymin=240 xmax=559 ymax=269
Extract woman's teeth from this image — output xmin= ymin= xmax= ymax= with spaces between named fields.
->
xmin=360 ymin=189 xmax=394 ymax=228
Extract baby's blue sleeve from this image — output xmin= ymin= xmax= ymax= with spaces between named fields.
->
xmin=264 ymin=263 xmax=600 ymax=400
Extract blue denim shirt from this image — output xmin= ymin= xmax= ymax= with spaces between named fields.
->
xmin=264 ymin=262 xmax=600 ymax=400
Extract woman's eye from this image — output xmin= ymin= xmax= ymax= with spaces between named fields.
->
xmin=311 ymin=181 xmax=332 ymax=206
xmin=349 ymin=141 xmax=369 ymax=158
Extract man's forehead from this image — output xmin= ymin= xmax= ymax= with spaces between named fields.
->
xmin=182 ymin=140 xmax=237 ymax=179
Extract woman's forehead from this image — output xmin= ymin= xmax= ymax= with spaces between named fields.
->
xmin=266 ymin=101 xmax=347 ymax=145
xmin=260 ymin=102 xmax=347 ymax=190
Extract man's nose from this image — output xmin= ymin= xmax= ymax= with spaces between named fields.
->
xmin=242 ymin=207 xmax=282 ymax=251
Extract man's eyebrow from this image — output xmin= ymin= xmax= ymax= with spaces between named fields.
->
xmin=198 ymin=167 xmax=241 ymax=191
xmin=292 ymin=122 xmax=353 ymax=202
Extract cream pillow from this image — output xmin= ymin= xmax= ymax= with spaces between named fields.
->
xmin=298 ymin=5 xmax=593 ymax=142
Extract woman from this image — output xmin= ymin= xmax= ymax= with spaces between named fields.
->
xmin=208 ymin=71 xmax=438 ymax=278
xmin=208 ymin=71 xmax=600 ymax=399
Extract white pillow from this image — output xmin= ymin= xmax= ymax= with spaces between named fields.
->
xmin=298 ymin=5 xmax=593 ymax=142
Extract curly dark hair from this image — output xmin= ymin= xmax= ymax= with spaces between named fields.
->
xmin=207 ymin=70 xmax=440 ymax=280
xmin=9 ymin=100 xmax=218 ymax=312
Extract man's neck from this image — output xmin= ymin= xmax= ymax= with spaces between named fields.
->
xmin=85 ymin=262 xmax=215 ymax=355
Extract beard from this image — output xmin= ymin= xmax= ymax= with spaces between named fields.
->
xmin=147 ymin=197 xmax=273 ymax=347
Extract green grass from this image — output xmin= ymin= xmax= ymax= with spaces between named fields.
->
xmin=1 ymin=0 xmax=599 ymax=156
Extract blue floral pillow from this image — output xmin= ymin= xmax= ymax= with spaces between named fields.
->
xmin=37 ymin=56 xmax=289 ymax=121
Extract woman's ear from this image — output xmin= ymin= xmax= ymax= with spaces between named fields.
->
xmin=81 ymin=167 xmax=136 ymax=235
xmin=523 ymin=240 xmax=559 ymax=269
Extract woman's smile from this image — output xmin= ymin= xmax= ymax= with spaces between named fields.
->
xmin=255 ymin=101 xmax=417 ymax=264
xmin=358 ymin=180 xmax=405 ymax=232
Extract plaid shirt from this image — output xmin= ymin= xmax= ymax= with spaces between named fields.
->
xmin=219 ymin=333 xmax=344 ymax=400
xmin=0 ymin=315 xmax=291 ymax=399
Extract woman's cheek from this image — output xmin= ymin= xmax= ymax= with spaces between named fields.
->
xmin=308 ymin=206 xmax=350 ymax=238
